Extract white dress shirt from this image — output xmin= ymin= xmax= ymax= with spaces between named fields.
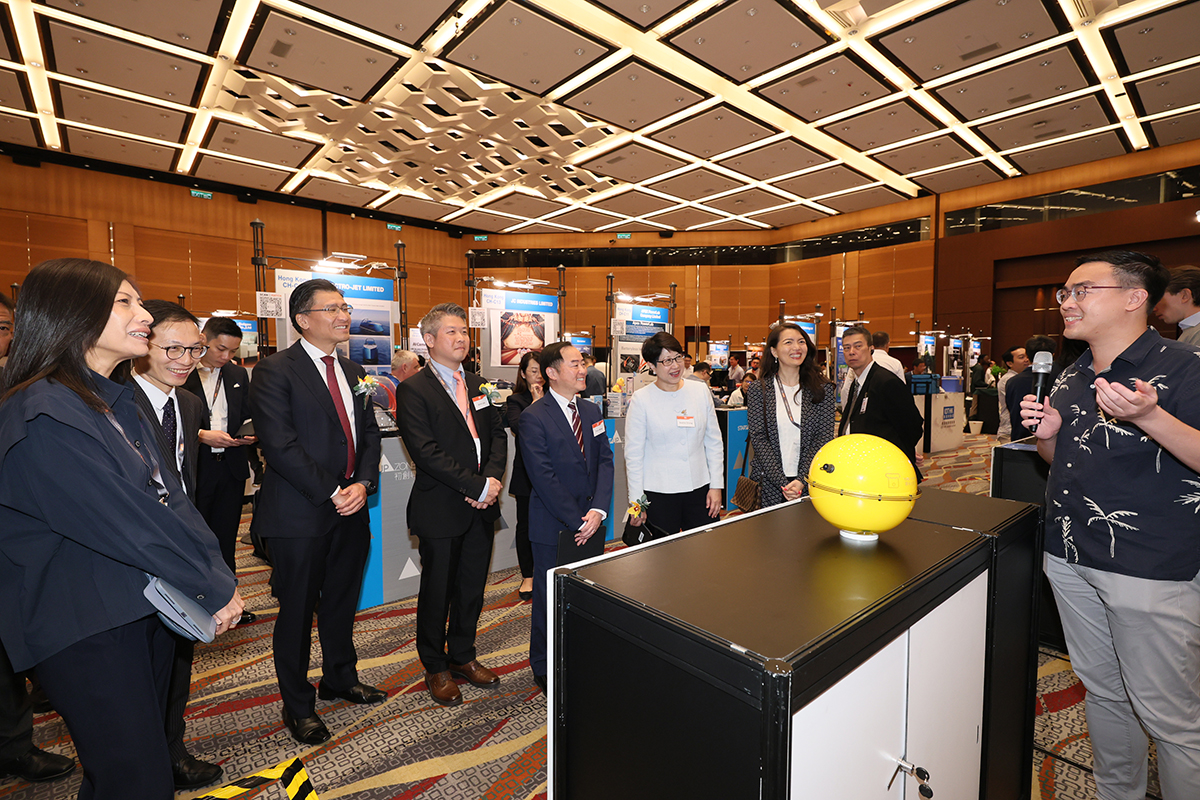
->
xmin=1180 ymin=309 xmax=1200 ymax=330
xmin=197 ymin=365 xmax=229 ymax=452
xmin=547 ymin=388 xmax=608 ymax=527
xmin=133 ymin=374 xmax=186 ymax=492
xmin=624 ymin=380 xmax=724 ymax=501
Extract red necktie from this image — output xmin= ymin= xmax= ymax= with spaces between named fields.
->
xmin=569 ymin=399 xmax=584 ymax=454
xmin=321 ymin=356 xmax=355 ymax=479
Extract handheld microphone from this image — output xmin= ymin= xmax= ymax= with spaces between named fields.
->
xmin=1029 ymin=351 xmax=1054 ymax=433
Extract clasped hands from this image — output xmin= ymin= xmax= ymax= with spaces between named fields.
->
xmin=465 ymin=476 xmax=503 ymax=509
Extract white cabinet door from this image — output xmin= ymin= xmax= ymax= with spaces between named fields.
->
xmin=791 ymin=633 xmax=909 ymax=798
xmin=905 ymin=572 xmax=989 ymax=800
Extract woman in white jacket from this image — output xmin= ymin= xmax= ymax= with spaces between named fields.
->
xmin=625 ymin=332 xmax=724 ymax=533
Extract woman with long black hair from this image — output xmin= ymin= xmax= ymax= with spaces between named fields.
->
xmin=0 ymin=259 xmax=241 ymax=800
xmin=745 ymin=323 xmax=836 ymax=507
xmin=505 ymin=350 xmax=544 ymax=600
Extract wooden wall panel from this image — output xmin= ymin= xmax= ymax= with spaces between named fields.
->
xmin=0 ymin=209 xmax=90 ymax=293
xmin=858 ymin=248 xmax=897 ymax=338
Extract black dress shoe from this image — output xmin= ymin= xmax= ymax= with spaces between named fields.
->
xmin=0 ymin=747 xmax=75 ymax=782
xmin=317 ymin=680 xmax=386 ymax=705
xmin=282 ymin=708 xmax=331 ymax=745
xmin=533 ymin=674 xmax=546 ymax=695
xmin=172 ymin=755 xmax=223 ymax=789
xmin=238 ymin=610 xmax=257 ymax=625
xmin=518 ymin=589 xmax=533 ymax=601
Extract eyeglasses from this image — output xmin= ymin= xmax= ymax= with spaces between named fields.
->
xmin=656 ymin=354 xmax=685 ymax=366
xmin=299 ymin=303 xmax=354 ymax=315
xmin=150 ymin=343 xmax=208 ymax=360
xmin=1056 ymin=285 xmax=1125 ymax=304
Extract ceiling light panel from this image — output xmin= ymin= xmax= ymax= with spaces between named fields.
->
xmin=586 ymin=0 xmax=696 ymax=32
xmin=702 ymin=186 xmax=790 ymax=214
xmin=872 ymin=133 xmax=976 ymax=174
xmin=445 ymin=208 xmax=527 ymax=231
xmin=45 ymin=0 xmax=226 ymax=55
xmin=194 ymin=154 xmax=292 ymax=191
xmin=0 ymin=111 xmax=40 ymax=146
xmin=820 ymin=184 xmax=907 ymax=213
xmin=1110 ymin=1 xmax=1200 ymax=75
xmin=480 ymin=191 xmax=568 ymax=217
xmin=589 ymin=188 xmax=678 ymax=214
xmin=975 ymin=94 xmax=1112 ymax=151
xmin=560 ymin=59 xmax=707 ymax=131
xmin=822 ymin=100 xmax=939 ymax=150
xmin=0 ymin=68 xmax=30 ymax=111
xmin=46 ymin=21 xmax=206 ymax=103
xmin=542 ymin=206 xmax=625 ymax=229
xmin=577 ymin=141 xmax=691 ymax=182
xmin=301 ymin=0 xmax=460 ymax=49
xmin=748 ymin=202 xmax=827 ymax=227
xmin=757 ymin=54 xmax=893 ymax=122
xmin=932 ymin=45 xmax=1091 ymax=121
xmin=645 ymin=166 xmax=746 ymax=199
xmin=1149 ymin=107 xmax=1200 ymax=147
xmin=875 ymin=0 xmax=1061 ymax=83
xmin=913 ymin=160 xmax=1004 ymax=193
xmin=773 ymin=163 xmax=872 ymax=197
xmin=667 ymin=0 xmax=828 ymax=83
xmin=1130 ymin=63 xmax=1200 ymax=117
xmin=646 ymin=206 xmax=725 ymax=228
xmin=442 ymin=1 xmax=613 ymax=97
xmin=716 ymin=138 xmax=831 ymax=179
xmin=204 ymin=120 xmax=318 ymax=167
xmin=513 ymin=221 xmax=578 ymax=233
xmin=64 ymin=127 xmax=177 ymax=170
xmin=378 ymin=193 xmax=464 ymax=219
xmin=244 ymin=12 xmax=399 ymax=102
xmin=601 ymin=218 xmax=672 ymax=231
xmin=694 ymin=217 xmax=767 ymax=230
xmin=648 ymin=103 xmax=777 ymax=158
xmin=56 ymin=84 xmax=189 ymax=142
xmin=1006 ymin=130 xmax=1126 ymax=173
xmin=294 ymin=177 xmax=387 ymax=205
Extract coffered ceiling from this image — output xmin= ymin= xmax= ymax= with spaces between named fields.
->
xmin=1 ymin=0 xmax=1199 ymax=235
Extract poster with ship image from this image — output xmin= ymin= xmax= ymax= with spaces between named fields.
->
xmin=274 ymin=269 xmax=396 ymax=375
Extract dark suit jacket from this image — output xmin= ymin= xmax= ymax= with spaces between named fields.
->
xmin=183 ymin=363 xmax=252 ymax=481
xmin=842 ymin=364 xmax=925 ymax=468
xmin=132 ymin=380 xmax=203 ymax=499
xmin=505 ymin=390 xmax=535 ymax=497
xmin=248 ymin=342 xmax=381 ymax=539
xmin=519 ymin=394 xmax=614 ymax=546
xmin=395 ymin=364 xmax=506 ymax=537
xmin=745 ymin=377 xmax=836 ymax=507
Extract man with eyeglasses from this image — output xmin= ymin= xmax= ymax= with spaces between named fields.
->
xmin=249 ymin=279 xmax=384 ymax=745
xmin=130 ymin=300 xmax=226 ymax=790
xmin=183 ymin=317 xmax=257 ymax=598
xmin=1020 ymin=250 xmax=1200 ymax=799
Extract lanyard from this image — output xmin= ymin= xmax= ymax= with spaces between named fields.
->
xmin=206 ymin=367 xmax=222 ymax=406
xmin=776 ymin=378 xmax=802 ymax=431
xmin=104 ymin=409 xmax=171 ymax=505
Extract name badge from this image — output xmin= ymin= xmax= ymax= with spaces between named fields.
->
xmin=859 ymin=398 xmax=868 ymax=413
xmin=592 ymin=421 xmax=606 ymax=437
xmin=676 ymin=415 xmax=695 ymax=428
xmin=472 ymin=395 xmax=489 ymax=410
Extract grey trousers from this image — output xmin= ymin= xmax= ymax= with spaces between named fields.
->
xmin=1045 ymin=554 xmax=1200 ymax=800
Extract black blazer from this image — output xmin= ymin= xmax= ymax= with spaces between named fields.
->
xmin=183 ymin=363 xmax=252 ymax=481
xmin=841 ymin=364 xmax=925 ymax=469
xmin=132 ymin=380 xmax=204 ymax=499
xmin=248 ymin=342 xmax=381 ymax=539
xmin=395 ymin=364 xmax=507 ymax=537
xmin=505 ymin=390 xmax=535 ymax=497
xmin=745 ymin=377 xmax=836 ymax=508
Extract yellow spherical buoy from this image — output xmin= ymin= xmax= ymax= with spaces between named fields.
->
xmin=806 ymin=434 xmax=919 ymax=541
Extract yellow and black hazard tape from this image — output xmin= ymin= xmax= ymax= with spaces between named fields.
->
xmin=195 ymin=757 xmax=319 ymax=800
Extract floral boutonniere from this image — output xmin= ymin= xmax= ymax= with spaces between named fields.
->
xmin=625 ymin=493 xmax=651 ymax=521
xmin=478 ymin=382 xmax=502 ymax=405
xmin=353 ymin=375 xmax=380 ymax=406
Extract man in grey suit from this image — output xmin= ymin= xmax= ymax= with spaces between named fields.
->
xmin=1155 ymin=265 xmax=1200 ymax=348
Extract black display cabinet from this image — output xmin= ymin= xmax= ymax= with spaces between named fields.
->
xmin=551 ymin=495 xmax=1039 ymax=799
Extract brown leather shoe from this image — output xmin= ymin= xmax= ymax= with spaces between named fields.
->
xmin=449 ymin=659 xmax=500 ymax=687
xmin=425 ymin=671 xmax=463 ymax=707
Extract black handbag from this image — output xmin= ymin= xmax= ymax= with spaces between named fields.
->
xmin=621 ymin=518 xmax=668 ymax=547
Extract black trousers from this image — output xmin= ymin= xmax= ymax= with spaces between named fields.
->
xmin=37 ymin=616 xmax=174 ymax=800
xmin=164 ymin=636 xmax=194 ymax=763
xmin=266 ymin=517 xmax=370 ymax=718
xmin=0 ymin=640 xmax=32 ymax=763
xmin=514 ymin=494 xmax=534 ymax=580
xmin=195 ymin=458 xmax=246 ymax=574
xmin=415 ymin=516 xmax=493 ymax=673
xmin=645 ymin=484 xmax=714 ymax=533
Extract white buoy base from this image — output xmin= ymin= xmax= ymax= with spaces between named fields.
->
xmin=839 ymin=529 xmax=879 ymax=542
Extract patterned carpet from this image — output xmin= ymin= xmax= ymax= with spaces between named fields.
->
xmin=2 ymin=434 xmax=1140 ymax=799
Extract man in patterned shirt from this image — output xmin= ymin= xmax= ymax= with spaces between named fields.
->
xmin=1020 ymin=250 xmax=1200 ymax=800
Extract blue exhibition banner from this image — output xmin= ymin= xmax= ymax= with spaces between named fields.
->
xmin=603 ymin=419 xmax=620 ymax=541
xmin=331 ymin=275 xmax=394 ymax=301
xmin=234 ymin=319 xmax=256 ymax=334
xmin=481 ymin=288 xmax=558 ymax=313
xmin=616 ymin=303 xmax=669 ymax=324
xmin=798 ymin=321 xmax=817 ymax=341
xmin=570 ymin=335 xmax=592 ymax=354
xmin=724 ymin=408 xmax=749 ymax=511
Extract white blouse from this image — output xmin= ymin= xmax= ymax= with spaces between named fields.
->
xmin=624 ymin=380 xmax=724 ymax=500
xmin=773 ymin=378 xmax=804 ymax=477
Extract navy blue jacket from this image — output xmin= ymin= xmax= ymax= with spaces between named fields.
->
xmin=519 ymin=394 xmax=614 ymax=546
xmin=0 ymin=374 xmax=235 ymax=671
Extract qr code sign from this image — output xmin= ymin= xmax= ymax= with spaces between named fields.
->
xmin=257 ymin=292 xmax=285 ymax=319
